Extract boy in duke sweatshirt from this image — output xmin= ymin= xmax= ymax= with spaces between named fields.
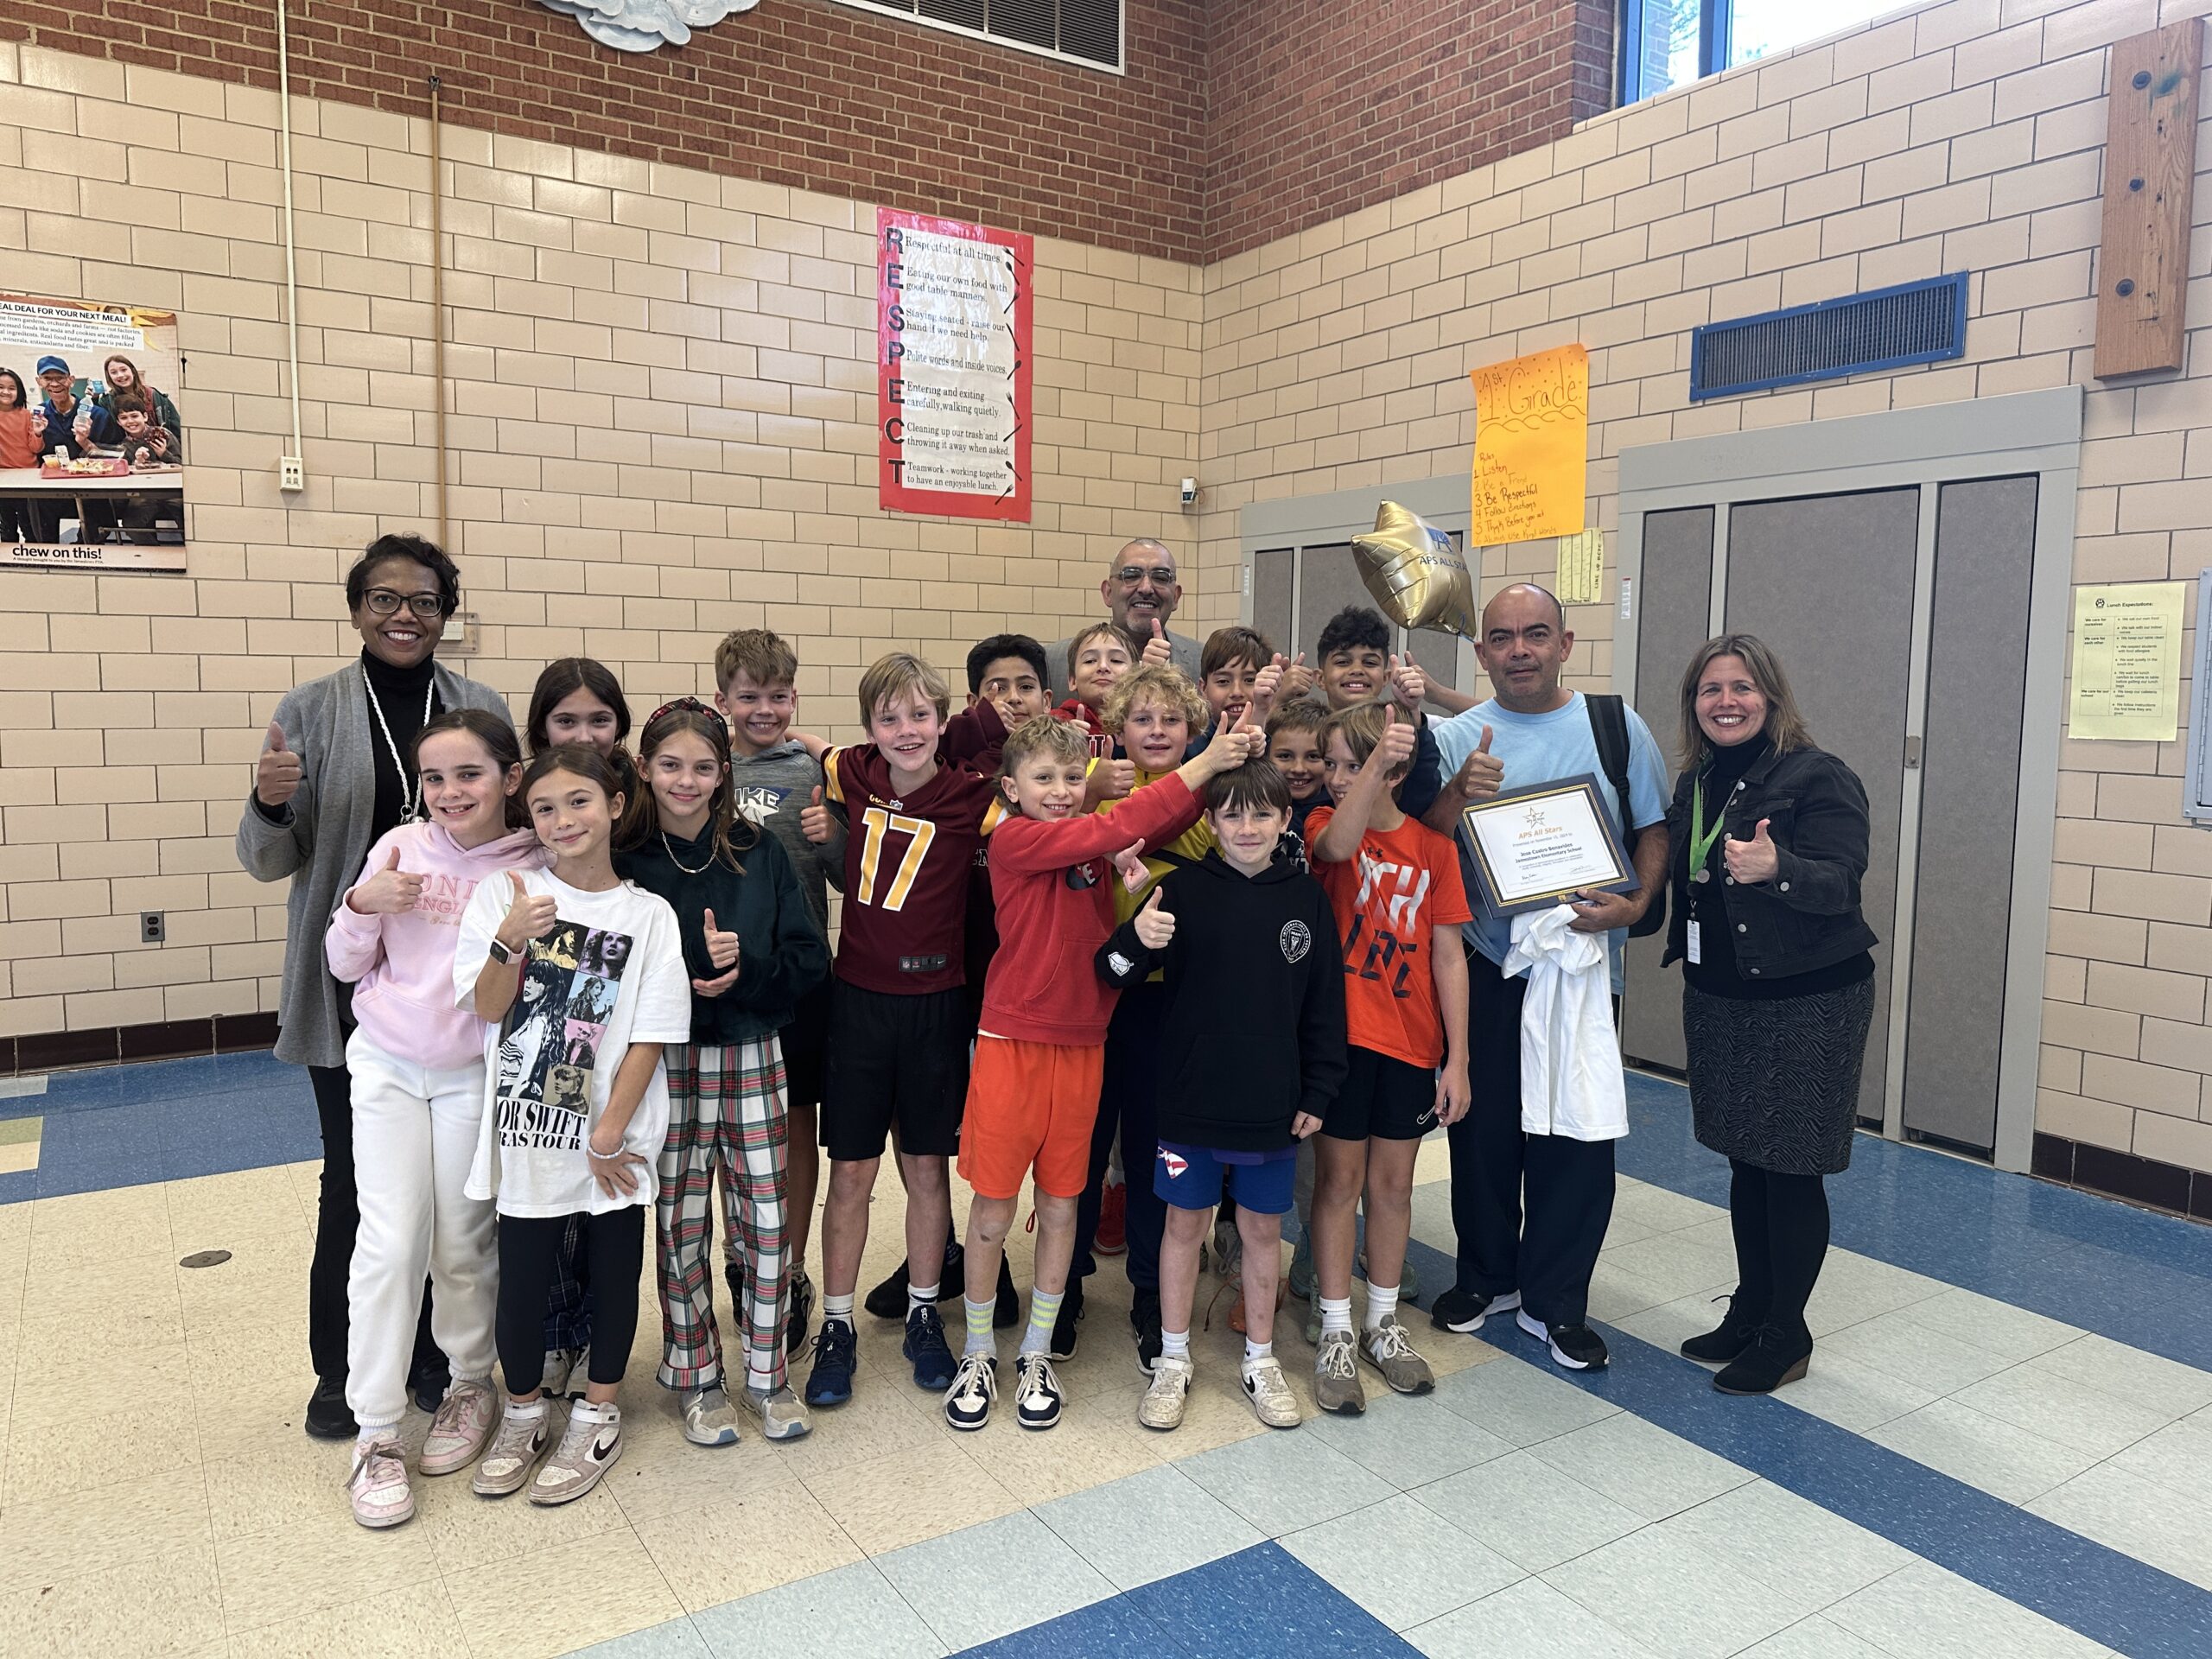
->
xmin=1096 ymin=760 xmax=1347 ymax=1433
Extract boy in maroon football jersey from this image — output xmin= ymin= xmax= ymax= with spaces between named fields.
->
xmin=797 ymin=652 xmax=1008 ymax=1406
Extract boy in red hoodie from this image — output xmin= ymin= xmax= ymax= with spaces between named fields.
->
xmin=944 ymin=709 xmax=1262 ymax=1433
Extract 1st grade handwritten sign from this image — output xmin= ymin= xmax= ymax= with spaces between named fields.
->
xmin=1469 ymin=344 xmax=1589 ymax=545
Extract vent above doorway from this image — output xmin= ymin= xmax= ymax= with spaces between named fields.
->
xmin=831 ymin=0 xmax=1124 ymax=72
xmin=1689 ymin=272 xmax=1970 ymax=401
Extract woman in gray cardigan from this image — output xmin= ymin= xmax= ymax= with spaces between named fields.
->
xmin=236 ymin=534 xmax=507 ymax=1440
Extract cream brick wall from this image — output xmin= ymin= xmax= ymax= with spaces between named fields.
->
xmin=0 ymin=41 xmax=1202 ymax=1039
xmin=1193 ymin=0 xmax=2212 ymax=1173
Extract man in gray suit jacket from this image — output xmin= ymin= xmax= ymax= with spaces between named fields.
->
xmin=1046 ymin=538 xmax=1203 ymax=701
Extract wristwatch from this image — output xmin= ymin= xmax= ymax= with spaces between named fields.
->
xmin=487 ymin=938 xmax=514 ymax=965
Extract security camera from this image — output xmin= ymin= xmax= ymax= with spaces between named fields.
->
xmin=1179 ymin=477 xmax=1198 ymax=508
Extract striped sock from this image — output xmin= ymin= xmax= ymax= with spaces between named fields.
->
xmin=1020 ymin=1286 xmax=1064 ymax=1357
xmin=963 ymin=1296 xmax=995 ymax=1357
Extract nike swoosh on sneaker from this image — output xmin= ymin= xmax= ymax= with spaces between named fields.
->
xmin=588 ymin=1428 xmax=620 ymax=1464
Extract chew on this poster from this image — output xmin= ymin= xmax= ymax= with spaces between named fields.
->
xmin=878 ymin=208 xmax=1033 ymax=522
xmin=0 ymin=292 xmax=188 ymax=574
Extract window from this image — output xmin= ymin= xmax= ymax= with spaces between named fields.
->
xmin=1619 ymin=0 xmax=1898 ymax=103
xmin=830 ymin=0 xmax=1123 ymax=73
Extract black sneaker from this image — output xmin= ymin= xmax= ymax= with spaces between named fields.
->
xmin=1050 ymin=1281 xmax=1084 ymax=1360
xmin=1516 ymin=1309 xmax=1608 ymax=1371
xmin=865 ymin=1248 xmax=964 ymax=1320
xmin=723 ymin=1256 xmax=746 ymax=1318
xmin=994 ymin=1254 xmax=1020 ymax=1329
xmin=804 ymin=1317 xmax=857 ymax=1407
xmin=905 ymin=1305 xmax=957 ymax=1390
xmin=1130 ymin=1287 xmax=1164 ymax=1376
xmin=1713 ymin=1326 xmax=1812 ymax=1395
xmin=304 ymin=1376 xmax=356 ymax=1440
xmin=1430 ymin=1286 xmax=1521 ymax=1334
xmin=1680 ymin=1294 xmax=1761 ymax=1364
xmin=863 ymin=1261 xmax=910 ymax=1320
xmin=785 ymin=1267 xmax=815 ymax=1357
xmin=410 ymin=1357 xmax=451 ymax=1415
xmin=1014 ymin=1352 xmax=1064 ymax=1431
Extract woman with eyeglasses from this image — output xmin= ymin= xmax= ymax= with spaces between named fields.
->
xmin=236 ymin=533 xmax=510 ymax=1441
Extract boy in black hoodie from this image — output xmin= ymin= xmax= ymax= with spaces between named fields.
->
xmin=1096 ymin=760 xmax=1346 ymax=1433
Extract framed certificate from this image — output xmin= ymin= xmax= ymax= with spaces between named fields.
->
xmin=1458 ymin=773 xmax=1637 ymax=916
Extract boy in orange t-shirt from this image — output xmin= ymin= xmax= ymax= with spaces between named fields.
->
xmin=1305 ymin=700 xmax=1471 ymax=1415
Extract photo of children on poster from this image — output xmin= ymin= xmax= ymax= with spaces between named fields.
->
xmin=0 ymin=292 xmax=188 ymax=574
xmin=494 ymin=919 xmax=633 ymax=1153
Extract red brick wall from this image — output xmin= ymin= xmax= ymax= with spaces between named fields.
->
xmin=5 ymin=0 xmax=1612 ymax=264
xmin=1204 ymin=0 xmax=1616 ymax=261
xmin=2 ymin=0 xmax=1211 ymax=261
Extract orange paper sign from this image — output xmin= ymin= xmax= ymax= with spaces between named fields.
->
xmin=1469 ymin=344 xmax=1589 ymax=544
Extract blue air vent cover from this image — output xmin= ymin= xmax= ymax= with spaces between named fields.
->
xmin=1689 ymin=272 xmax=1970 ymax=401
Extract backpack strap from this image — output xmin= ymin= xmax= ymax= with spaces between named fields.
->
xmin=1586 ymin=692 xmax=1667 ymax=939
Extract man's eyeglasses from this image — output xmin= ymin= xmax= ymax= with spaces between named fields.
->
xmin=1115 ymin=566 xmax=1177 ymax=588
xmin=363 ymin=589 xmax=444 ymax=619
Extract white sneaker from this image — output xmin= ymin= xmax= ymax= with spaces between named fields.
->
xmin=346 ymin=1438 xmax=414 ymax=1528
xmin=1241 ymin=1355 xmax=1301 ymax=1428
xmin=542 ymin=1347 xmax=585 ymax=1398
xmin=739 ymin=1383 xmax=812 ymax=1441
xmin=682 ymin=1384 xmax=741 ymax=1447
xmin=531 ymin=1402 xmax=621 ymax=1505
xmin=944 ymin=1351 xmax=997 ymax=1432
xmin=420 ymin=1379 xmax=499 ymax=1476
xmin=472 ymin=1404 xmax=550 ymax=1497
xmin=1014 ymin=1352 xmax=1064 ymax=1431
xmin=1138 ymin=1353 xmax=1193 ymax=1431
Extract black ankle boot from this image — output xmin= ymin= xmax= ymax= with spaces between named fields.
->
xmin=1680 ymin=1294 xmax=1764 ymax=1364
xmin=1713 ymin=1325 xmax=1812 ymax=1395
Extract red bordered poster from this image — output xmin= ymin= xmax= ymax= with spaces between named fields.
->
xmin=878 ymin=207 xmax=1033 ymax=521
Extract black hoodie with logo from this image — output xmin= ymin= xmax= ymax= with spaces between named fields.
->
xmin=1094 ymin=849 xmax=1348 ymax=1153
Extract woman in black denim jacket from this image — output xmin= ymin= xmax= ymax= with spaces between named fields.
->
xmin=1661 ymin=634 xmax=1878 ymax=1396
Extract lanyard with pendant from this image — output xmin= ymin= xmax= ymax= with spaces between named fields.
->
xmin=1685 ymin=768 xmax=1731 ymax=965
xmin=362 ymin=664 xmax=434 ymax=823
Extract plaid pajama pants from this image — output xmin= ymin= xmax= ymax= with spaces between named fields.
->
xmin=656 ymin=1037 xmax=790 ymax=1393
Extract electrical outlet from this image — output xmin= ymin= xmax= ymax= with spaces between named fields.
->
xmin=140 ymin=911 xmax=165 ymax=944
xmin=280 ymin=455 xmax=304 ymax=492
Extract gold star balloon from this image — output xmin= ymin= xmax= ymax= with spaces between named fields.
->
xmin=1352 ymin=500 xmax=1478 ymax=639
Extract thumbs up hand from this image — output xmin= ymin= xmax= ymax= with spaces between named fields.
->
xmin=1387 ymin=652 xmax=1427 ymax=712
xmin=495 ymin=870 xmax=558 ymax=955
xmin=1374 ymin=705 xmax=1417 ymax=772
xmin=256 ymin=719 xmax=303 ymax=809
xmin=1280 ymin=652 xmax=1316 ymax=702
xmin=1112 ymin=840 xmax=1150 ymax=894
xmin=1134 ymin=884 xmax=1175 ymax=950
xmin=1449 ymin=723 xmax=1503 ymax=804
xmin=799 ymin=784 xmax=832 ymax=845
xmin=1725 ymin=817 xmax=1779 ymax=885
xmin=1141 ymin=618 xmax=1173 ymax=668
xmin=1251 ymin=656 xmax=1285 ymax=722
xmin=692 ymin=905 xmax=743 ymax=995
xmin=349 ymin=843 xmax=425 ymax=915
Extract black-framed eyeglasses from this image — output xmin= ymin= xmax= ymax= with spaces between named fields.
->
xmin=364 ymin=589 xmax=443 ymax=619
xmin=1115 ymin=566 xmax=1177 ymax=587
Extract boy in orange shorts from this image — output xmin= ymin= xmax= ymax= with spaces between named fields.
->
xmin=945 ymin=709 xmax=1261 ymax=1432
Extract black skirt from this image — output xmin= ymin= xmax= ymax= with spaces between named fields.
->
xmin=1681 ymin=976 xmax=1876 ymax=1176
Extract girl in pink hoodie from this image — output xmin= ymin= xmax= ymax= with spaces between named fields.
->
xmin=325 ymin=709 xmax=543 ymax=1529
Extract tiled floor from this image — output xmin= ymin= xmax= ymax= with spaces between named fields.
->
xmin=3 ymin=1062 xmax=2210 ymax=1656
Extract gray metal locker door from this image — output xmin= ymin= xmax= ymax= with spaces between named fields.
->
xmin=1622 ymin=506 xmax=1716 ymax=1075
xmin=1296 ymin=543 xmax=1372 ymax=662
xmin=1726 ymin=488 xmax=1920 ymax=1126
xmin=1904 ymin=477 xmax=2037 ymax=1152
xmin=1253 ymin=548 xmax=1294 ymax=656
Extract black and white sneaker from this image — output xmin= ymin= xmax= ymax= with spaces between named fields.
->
xmin=1050 ymin=1281 xmax=1084 ymax=1361
xmin=1516 ymin=1309 xmax=1608 ymax=1371
xmin=1430 ymin=1287 xmax=1521 ymax=1334
xmin=1014 ymin=1352 xmax=1064 ymax=1431
xmin=944 ymin=1351 xmax=998 ymax=1432
xmin=1130 ymin=1287 xmax=1164 ymax=1376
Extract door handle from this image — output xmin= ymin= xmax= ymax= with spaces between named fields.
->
xmin=1904 ymin=734 xmax=1923 ymax=769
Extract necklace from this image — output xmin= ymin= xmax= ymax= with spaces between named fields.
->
xmin=362 ymin=664 xmax=435 ymax=823
xmin=661 ymin=828 xmax=713 ymax=875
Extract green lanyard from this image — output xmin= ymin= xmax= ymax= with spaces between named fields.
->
xmin=1689 ymin=770 xmax=1729 ymax=880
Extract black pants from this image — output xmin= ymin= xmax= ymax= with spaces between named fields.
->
xmin=1728 ymin=1160 xmax=1829 ymax=1346
xmin=1071 ymin=981 xmax=1169 ymax=1296
xmin=308 ymin=1058 xmax=443 ymax=1387
xmin=499 ymin=1207 xmax=645 ymax=1395
xmin=0 ymin=496 xmax=48 ymax=543
xmin=1443 ymin=956 xmax=1616 ymax=1326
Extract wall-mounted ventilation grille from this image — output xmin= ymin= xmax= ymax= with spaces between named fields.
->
xmin=833 ymin=0 xmax=1123 ymax=71
xmin=1689 ymin=272 xmax=1970 ymax=401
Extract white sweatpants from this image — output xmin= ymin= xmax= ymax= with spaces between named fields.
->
xmin=344 ymin=1032 xmax=499 ymax=1433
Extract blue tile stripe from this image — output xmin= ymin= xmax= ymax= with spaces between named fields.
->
xmin=1396 ymin=1228 xmax=2212 ymax=1659
xmin=952 ymin=1543 xmax=1418 ymax=1658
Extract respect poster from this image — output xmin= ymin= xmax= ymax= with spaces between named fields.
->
xmin=878 ymin=208 xmax=1033 ymax=521
xmin=1469 ymin=343 xmax=1588 ymax=545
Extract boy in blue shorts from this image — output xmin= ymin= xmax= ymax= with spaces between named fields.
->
xmin=1097 ymin=760 xmax=1346 ymax=1430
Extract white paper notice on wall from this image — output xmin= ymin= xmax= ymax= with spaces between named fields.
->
xmin=1556 ymin=528 xmax=1605 ymax=607
xmin=1618 ymin=576 xmax=1633 ymax=620
xmin=879 ymin=207 xmax=1033 ymax=522
xmin=2070 ymin=581 xmax=2185 ymax=742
